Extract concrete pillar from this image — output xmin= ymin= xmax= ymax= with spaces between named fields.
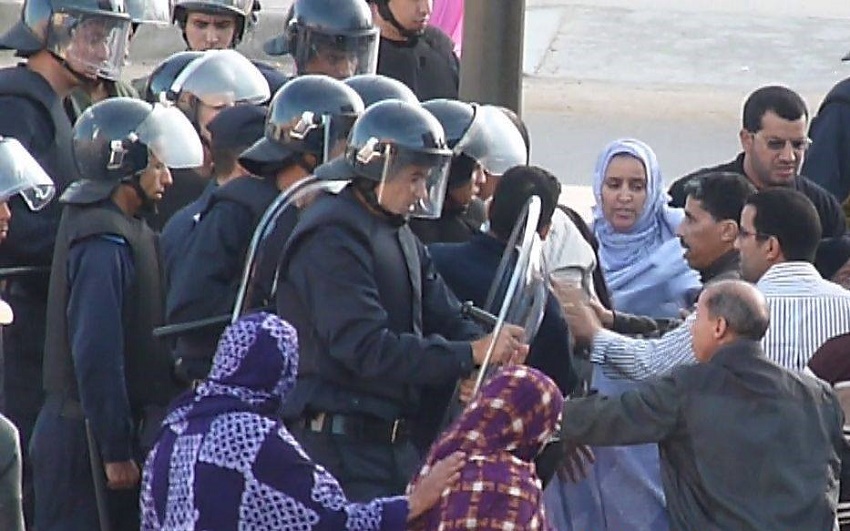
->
xmin=458 ymin=0 xmax=525 ymax=115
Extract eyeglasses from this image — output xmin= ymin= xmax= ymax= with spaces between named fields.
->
xmin=752 ymin=132 xmax=812 ymax=152
xmin=737 ymin=227 xmax=771 ymax=241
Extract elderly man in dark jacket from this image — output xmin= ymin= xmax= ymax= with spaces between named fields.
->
xmin=560 ymin=279 xmax=849 ymax=530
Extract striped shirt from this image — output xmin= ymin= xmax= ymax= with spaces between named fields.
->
xmin=591 ymin=261 xmax=850 ymax=379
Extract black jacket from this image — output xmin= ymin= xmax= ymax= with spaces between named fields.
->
xmin=803 ymin=77 xmax=850 ymax=202
xmin=276 ymin=186 xmax=481 ymax=421
xmin=563 ymin=339 xmax=847 ymax=531
xmin=668 ymin=152 xmax=846 ymax=239
xmin=376 ymin=27 xmax=459 ymax=101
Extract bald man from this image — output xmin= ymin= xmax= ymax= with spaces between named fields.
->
xmin=559 ymin=280 xmax=848 ymax=530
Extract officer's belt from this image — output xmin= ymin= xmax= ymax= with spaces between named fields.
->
xmin=302 ymin=412 xmax=410 ymax=445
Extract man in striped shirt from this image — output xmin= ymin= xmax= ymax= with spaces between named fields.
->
xmin=562 ymin=187 xmax=850 ymax=379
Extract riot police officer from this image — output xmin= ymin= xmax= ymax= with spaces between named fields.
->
xmin=263 ymin=0 xmax=380 ymax=80
xmin=344 ymin=73 xmax=419 ymax=107
xmin=409 ymin=99 xmax=530 ymax=244
xmin=276 ymin=100 xmax=528 ymax=500
xmin=367 ymin=0 xmax=459 ymax=100
xmin=64 ymin=0 xmax=173 ymax=123
xmin=166 ymin=75 xmax=364 ymax=382
xmin=172 ymin=0 xmax=289 ymax=93
xmin=30 ymin=97 xmax=203 ymax=530
xmin=0 ymin=0 xmax=131 ymax=519
xmin=144 ymin=49 xmax=270 ymax=230
xmin=0 ymin=137 xmax=55 ymax=531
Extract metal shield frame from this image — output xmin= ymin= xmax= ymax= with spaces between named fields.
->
xmin=231 ymin=175 xmax=344 ymax=322
xmin=472 ymin=195 xmax=548 ymax=397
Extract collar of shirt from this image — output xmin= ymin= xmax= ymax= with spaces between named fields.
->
xmin=756 ymin=261 xmax=824 ymax=295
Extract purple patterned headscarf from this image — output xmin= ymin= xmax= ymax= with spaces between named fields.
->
xmin=408 ymin=366 xmax=563 ymax=530
xmin=161 ymin=311 xmax=299 ymax=425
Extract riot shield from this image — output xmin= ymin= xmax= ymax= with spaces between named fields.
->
xmin=471 ymin=195 xmax=548 ymax=396
xmin=231 ymin=175 xmax=344 ymax=322
xmin=153 ymin=176 xmax=343 ymax=339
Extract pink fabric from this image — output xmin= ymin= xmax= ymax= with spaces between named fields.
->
xmin=430 ymin=0 xmax=464 ymax=56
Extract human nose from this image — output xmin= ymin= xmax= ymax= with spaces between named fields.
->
xmin=162 ymin=167 xmax=173 ymax=189
xmin=205 ymin=26 xmax=221 ymax=45
xmin=414 ymin=179 xmax=428 ymax=199
xmin=0 ymin=202 xmax=11 ymax=222
xmin=420 ymin=0 xmax=432 ymax=16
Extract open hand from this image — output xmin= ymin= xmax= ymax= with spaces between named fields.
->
xmin=407 ymin=452 xmax=464 ymax=521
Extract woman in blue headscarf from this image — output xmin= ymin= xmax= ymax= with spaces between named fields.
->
xmin=140 ymin=312 xmax=462 ymax=530
xmin=545 ymin=139 xmax=697 ymax=531
xmin=591 ymin=138 xmax=699 ymax=317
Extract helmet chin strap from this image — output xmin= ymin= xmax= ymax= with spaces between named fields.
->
xmin=354 ymin=178 xmax=407 ymax=226
xmin=376 ymin=0 xmax=422 ymax=41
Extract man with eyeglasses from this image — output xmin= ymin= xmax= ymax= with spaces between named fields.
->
xmin=668 ymin=85 xmax=846 ymax=241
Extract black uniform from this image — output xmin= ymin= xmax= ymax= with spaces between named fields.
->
xmin=803 ymin=77 xmax=850 ymax=202
xmin=31 ymin=202 xmax=179 ymax=530
xmin=408 ymin=203 xmax=480 ymax=244
xmin=166 ymin=175 xmax=279 ymax=380
xmin=376 ymin=27 xmax=459 ymax=101
xmin=276 ymin=185 xmax=482 ymax=500
xmin=144 ymin=167 xmax=208 ymax=232
xmin=0 ymin=65 xmax=77 ymax=464
xmin=668 ymin=152 xmax=846 ymax=238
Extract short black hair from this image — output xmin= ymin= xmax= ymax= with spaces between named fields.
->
xmin=683 ymin=172 xmax=756 ymax=222
xmin=489 ymin=165 xmax=558 ymax=239
xmin=704 ymin=282 xmax=770 ymax=341
xmin=746 ymin=188 xmax=822 ymax=262
xmin=742 ymin=85 xmax=808 ymax=132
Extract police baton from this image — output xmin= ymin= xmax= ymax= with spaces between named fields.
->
xmin=85 ymin=419 xmax=113 ymax=531
xmin=0 ymin=265 xmax=50 ymax=279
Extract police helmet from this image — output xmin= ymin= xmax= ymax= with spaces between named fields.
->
xmin=172 ymin=0 xmax=254 ymax=46
xmin=126 ymin=0 xmax=171 ymax=25
xmin=344 ymin=74 xmax=418 ymax=107
xmin=422 ymin=99 xmax=477 ymax=189
xmin=143 ymin=51 xmax=204 ymax=104
xmin=0 ymin=137 xmax=54 ymax=211
xmin=319 ymin=100 xmax=452 ymax=218
xmin=167 ymin=50 xmax=270 ymax=123
xmin=0 ymin=0 xmax=131 ymax=80
xmin=64 ymin=97 xmax=203 ymax=205
xmin=263 ymin=0 xmax=378 ymax=79
xmin=239 ymin=75 xmax=364 ymax=176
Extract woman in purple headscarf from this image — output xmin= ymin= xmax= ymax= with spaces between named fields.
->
xmin=407 ymin=365 xmax=563 ymax=530
xmin=140 ymin=312 xmax=463 ymax=530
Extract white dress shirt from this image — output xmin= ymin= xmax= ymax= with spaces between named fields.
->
xmin=591 ymin=261 xmax=850 ymax=379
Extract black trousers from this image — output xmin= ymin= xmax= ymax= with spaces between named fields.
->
xmin=289 ymin=424 xmax=421 ymax=502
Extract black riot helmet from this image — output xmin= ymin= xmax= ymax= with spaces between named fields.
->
xmin=239 ymin=74 xmax=365 ymax=177
xmin=263 ymin=0 xmax=378 ymax=80
xmin=344 ymin=74 xmax=418 ymax=107
xmin=319 ymin=100 xmax=452 ymax=219
xmin=422 ymin=99 xmax=477 ymax=189
xmin=64 ymin=98 xmax=203 ymax=205
xmin=143 ymin=51 xmax=204 ymax=103
xmin=0 ymin=0 xmax=132 ymax=80
xmin=172 ymin=0 xmax=254 ymax=47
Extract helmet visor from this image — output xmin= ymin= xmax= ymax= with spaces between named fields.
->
xmin=48 ymin=12 xmax=132 ymax=81
xmin=375 ymin=146 xmax=452 ymax=219
xmin=173 ymin=0 xmax=253 ymax=17
xmin=294 ymin=26 xmax=379 ymax=79
xmin=172 ymin=49 xmax=270 ymax=107
xmin=127 ymin=0 xmax=171 ymax=25
xmin=0 ymin=138 xmax=54 ymax=211
xmin=136 ymin=104 xmax=204 ymax=169
xmin=454 ymin=105 xmax=528 ymax=176
xmin=323 ymin=113 xmax=358 ymax=163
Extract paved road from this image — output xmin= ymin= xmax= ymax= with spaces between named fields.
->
xmin=0 ymin=0 xmax=847 ymax=213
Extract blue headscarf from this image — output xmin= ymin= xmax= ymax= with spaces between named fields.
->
xmin=592 ymin=139 xmax=698 ymax=316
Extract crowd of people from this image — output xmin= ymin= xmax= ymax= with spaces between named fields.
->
xmin=0 ymin=0 xmax=847 ymax=529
